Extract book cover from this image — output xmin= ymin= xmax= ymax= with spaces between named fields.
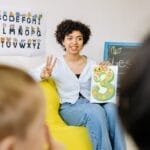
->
xmin=90 ymin=65 xmax=118 ymax=103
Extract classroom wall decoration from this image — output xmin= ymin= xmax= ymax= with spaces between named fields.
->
xmin=90 ymin=65 xmax=118 ymax=103
xmin=0 ymin=9 xmax=46 ymax=56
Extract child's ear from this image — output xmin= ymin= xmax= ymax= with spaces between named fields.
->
xmin=0 ymin=136 xmax=16 ymax=150
xmin=44 ymin=124 xmax=65 ymax=150
xmin=44 ymin=124 xmax=53 ymax=149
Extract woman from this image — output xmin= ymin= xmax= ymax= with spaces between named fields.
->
xmin=38 ymin=19 xmax=125 ymax=150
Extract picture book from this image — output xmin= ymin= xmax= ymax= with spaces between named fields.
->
xmin=90 ymin=65 xmax=118 ymax=103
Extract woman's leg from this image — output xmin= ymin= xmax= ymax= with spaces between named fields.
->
xmin=102 ymin=103 xmax=126 ymax=150
xmin=59 ymin=98 xmax=112 ymax=150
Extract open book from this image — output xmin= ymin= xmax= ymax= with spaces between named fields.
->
xmin=90 ymin=65 xmax=118 ymax=103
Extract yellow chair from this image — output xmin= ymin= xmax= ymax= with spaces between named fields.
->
xmin=40 ymin=79 xmax=93 ymax=150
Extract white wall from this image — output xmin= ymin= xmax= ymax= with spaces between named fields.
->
xmin=0 ymin=0 xmax=150 ymax=70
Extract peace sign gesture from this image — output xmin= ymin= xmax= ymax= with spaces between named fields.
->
xmin=40 ymin=55 xmax=57 ymax=79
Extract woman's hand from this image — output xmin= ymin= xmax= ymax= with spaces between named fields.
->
xmin=99 ymin=61 xmax=111 ymax=66
xmin=40 ymin=55 xmax=57 ymax=79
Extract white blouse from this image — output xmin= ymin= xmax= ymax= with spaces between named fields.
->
xmin=30 ymin=56 xmax=96 ymax=104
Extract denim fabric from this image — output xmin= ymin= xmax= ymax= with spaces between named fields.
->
xmin=59 ymin=98 xmax=126 ymax=150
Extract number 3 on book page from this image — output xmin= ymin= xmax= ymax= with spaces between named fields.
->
xmin=90 ymin=65 xmax=118 ymax=103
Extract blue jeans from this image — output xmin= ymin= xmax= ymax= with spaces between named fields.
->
xmin=59 ymin=98 xmax=126 ymax=150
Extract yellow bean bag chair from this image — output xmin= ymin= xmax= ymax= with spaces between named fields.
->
xmin=40 ymin=79 xmax=93 ymax=150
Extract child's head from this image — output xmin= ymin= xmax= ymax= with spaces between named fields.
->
xmin=0 ymin=64 xmax=45 ymax=150
xmin=118 ymin=34 xmax=150 ymax=149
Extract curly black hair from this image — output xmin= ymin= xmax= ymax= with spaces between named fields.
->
xmin=55 ymin=19 xmax=91 ymax=48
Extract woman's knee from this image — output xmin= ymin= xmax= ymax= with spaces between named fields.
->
xmin=85 ymin=104 xmax=107 ymax=121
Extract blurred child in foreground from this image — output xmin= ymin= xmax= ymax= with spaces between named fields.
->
xmin=0 ymin=64 xmax=63 ymax=150
xmin=118 ymin=34 xmax=150 ymax=150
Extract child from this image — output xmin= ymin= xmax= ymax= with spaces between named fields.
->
xmin=118 ymin=34 xmax=150 ymax=149
xmin=0 ymin=64 xmax=63 ymax=150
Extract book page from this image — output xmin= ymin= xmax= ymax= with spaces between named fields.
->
xmin=90 ymin=65 xmax=118 ymax=103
